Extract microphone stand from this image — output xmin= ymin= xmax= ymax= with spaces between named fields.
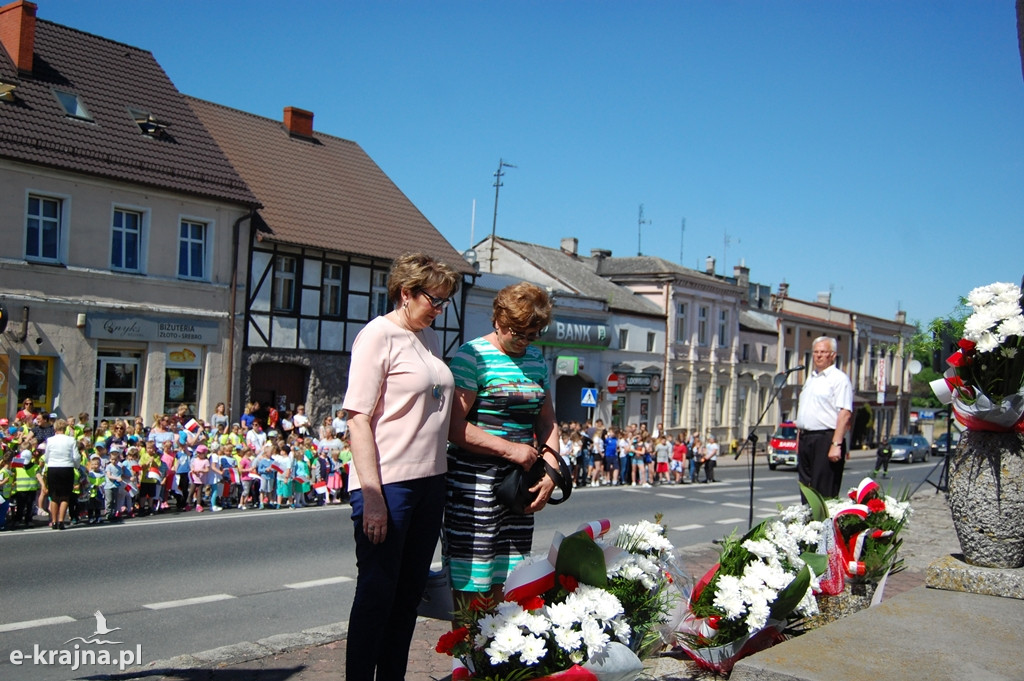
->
xmin=736 ymin=371 xmax=791 ymax=529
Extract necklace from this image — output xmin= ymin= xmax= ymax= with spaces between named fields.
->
xmin=405 ymin=328 xmax=443 ymax=401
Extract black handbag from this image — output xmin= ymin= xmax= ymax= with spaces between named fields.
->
xmin=495 ymin=448 xmax=573 ymax=514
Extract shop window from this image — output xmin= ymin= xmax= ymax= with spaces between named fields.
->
xmin=17 ymin=356 xmax=55 ymax=412
xmin=96 ymin=352 xmax=141 ymax=421
xmin=164 ymin=346 xmax=202 ymax=417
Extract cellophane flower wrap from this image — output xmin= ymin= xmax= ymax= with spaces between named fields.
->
xmin=673 ymin=505 xmax=826 ymax=674
xmin=802 ymin=478 xmax=912 ymax=586
xmin=436 ymin=518 xmax=682 ymax=681
xmin=930 ymin=282 xmax=1024 ymax=432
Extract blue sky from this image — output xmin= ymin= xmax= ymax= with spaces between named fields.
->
xmin=42 ymin=0 xmax=1024 ymax=327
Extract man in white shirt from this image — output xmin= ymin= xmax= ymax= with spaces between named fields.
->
xmin=795 ymin=336 xmax=854 ymax=498
xmin=332 ymin=409 xmax=348 ymax=439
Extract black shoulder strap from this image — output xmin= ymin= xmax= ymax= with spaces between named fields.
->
xmin=539 ymin=445 xmax=573 ymax=505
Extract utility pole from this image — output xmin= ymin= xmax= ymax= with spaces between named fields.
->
xmin=488 ymin=158 xmax=516 ymax=273
xmin=637 ymin=204 xmax=650 ymax=256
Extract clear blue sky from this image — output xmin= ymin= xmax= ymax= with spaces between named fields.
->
xmin=41 ymin=0 xmax=1024 ymax=327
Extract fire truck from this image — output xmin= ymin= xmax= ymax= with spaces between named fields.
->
xmin=766 ymin=421 xmax=799 ymax=470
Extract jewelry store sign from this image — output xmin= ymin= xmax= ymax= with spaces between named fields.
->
xmin=86 ymin=314 xmax=220 ymax=345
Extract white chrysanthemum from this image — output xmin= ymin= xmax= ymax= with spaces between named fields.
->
xmin=742 ymin=538 xmax=778 ymax=561
xmin=518 ymin=634 xmax=548 ymax=665
xmin=580 ymin=617 xmax=611 ymax=654
xmin=743 ymin=594 xmax=772 ymax=632
xmin=795 ymin=584 xmax=819 ymax=616
xmin=779 ymin=503 xmax=811 ymax=524
xmin=712 ymin=574 xmax=746 ymax=619
xmin=744 ymin=560 xmax=792 ymax=592
xmin=545 ymin=601 xmax=577 ymax=629
xmin=552 ymin=624 xmax=583 ymax=652
xmin=998 ymin=314 xmax=1024 ymax=338
xmin=611 ymin=617 xmax=632 ymax=643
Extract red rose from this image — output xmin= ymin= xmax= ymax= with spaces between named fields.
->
xmin=558 ymin=574 xmax=579 ymax=592
xmin=436 ymin=627 xmax=470 ymax=655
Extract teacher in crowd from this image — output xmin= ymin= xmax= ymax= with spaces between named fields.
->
xmin=444 ymin=282 xmax=561 ymax=612
xmin=343 ymin=252 xmax=460 ymax=681
xmin=43 ymin=418 xmax=79 ymax=530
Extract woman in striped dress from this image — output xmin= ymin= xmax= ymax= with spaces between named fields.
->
xmin=445 ymin=282 xmax=561 ymax=612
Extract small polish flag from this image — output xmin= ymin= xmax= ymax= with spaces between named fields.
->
xmin=123 ymin=482 xmax=137 ymax=497
xmin=227 ymin=468 xmax=241 ymax=484
xmin=293 ymin=475 xmax=306 ymax=485
xmin=131 ymin=464 xmax=142 ymax=474
xmin=313 ymin=480 xmax=328 ymax=496
xmin=11 ymin=456 xmax=27 ymax=469
xmin=147 ymin=467 xmax=162 ymax=481
xmin=185 ymin=418 xmax=201 ymax=433
xmin=269 ymin=462 xmax=284 ymax=475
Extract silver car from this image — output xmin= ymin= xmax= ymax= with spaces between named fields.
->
xmin=889 ymin=435 xmax=930 ymax=463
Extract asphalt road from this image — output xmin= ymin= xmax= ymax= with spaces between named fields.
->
xmin=0 ymin=449 xmax=939 ymax=681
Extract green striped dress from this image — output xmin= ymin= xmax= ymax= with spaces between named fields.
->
xmin=444 ymin=336 xmax=549 ymax=592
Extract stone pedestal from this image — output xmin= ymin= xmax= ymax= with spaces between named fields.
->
xmin=926 ymin=553 xmax=1024 ymax=600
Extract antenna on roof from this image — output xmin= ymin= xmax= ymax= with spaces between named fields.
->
xmin=637 ymin=204 xmax=650 ymax=256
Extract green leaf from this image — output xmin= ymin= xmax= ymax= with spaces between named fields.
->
xmin=555 ymin=531 xmax=607 ymax=588
xmin=800 ymin=551 xmax=827 ymax=577
xmin=800 ymin=482 xmax=830 ymax=521
xmin=769 ymin=565 xmax=810 ymax=620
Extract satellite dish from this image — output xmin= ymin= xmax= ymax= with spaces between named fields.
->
xmin=908 ymin=359 xmax=922 ymax=375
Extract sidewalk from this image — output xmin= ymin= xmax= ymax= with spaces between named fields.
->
xmin=118 ymin=482 xmax=957 ymax=681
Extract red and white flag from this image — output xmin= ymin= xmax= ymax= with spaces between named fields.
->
xmin=185 ymin=418 xmax=201 ymax=434
xmin=293 ymin=475 xmax=306 ymax=485
xmin=269 ymin=462 xmax=284 ymax=475
xmin=226 ymin=468 xmax=241 ymax=484
xmin=147 ymin=466 xmax=162 ymax=482
xmin=313 ymin=480 xmax=328 ymax=496
xmin=131 ymin=464 xmax=142 ymax=474
xmin=123 ymin=482 xmax=137 ymax=497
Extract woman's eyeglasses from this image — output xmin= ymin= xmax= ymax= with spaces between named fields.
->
xmin=418 ymin=291 xmax=452 ymax=309
xmin=507 ymin=327 xmax=542 ymax=342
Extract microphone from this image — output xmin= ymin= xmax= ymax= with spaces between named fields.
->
xmin=772 ymin=365 xmax=805 ymax=390
xmin=784 ymin=364 xmax=806 ymax=374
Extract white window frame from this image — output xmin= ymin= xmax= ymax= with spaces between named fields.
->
xmin=273 ymin=254 xmax=298 ymax=312
xmin=647 ymin=331 xmax=656 ymax=352
xmin=697 ymin=306 xmax=709 ymax=347
xmin=111 ymin=205 xmax=147 ymax=273
xmin=371 ymin=270 xmax=390 ymax=318
xmin=26 ymin=192 xmax=69 ymax=263
xmin=178 ymin=218 xmax=209 ymax=281
xmin=322 ymin=262 xmax=343 ymax=317
xmin=618 ymin=328 xmax=629 ymax=350
xmin=718 ymin=309 xmax=729 ymax=348
xmin=675 ymin=302 xmax=688 ymax=344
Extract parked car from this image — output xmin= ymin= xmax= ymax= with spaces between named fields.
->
xmin=931 ymin=431 xmax=961 ymax=456
xmin=889 ymin=435 xmax=930 ymax=463
xmin=767 ymin=421 xmax=799 ymax=470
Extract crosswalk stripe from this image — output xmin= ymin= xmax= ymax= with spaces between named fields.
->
xmin=0 ymin=616 xmax=76 ymax=633
xmin=143 ymin=594 xmax=235 ymax=610
xmin=670 ymin=523 xmax=702 ymax=532
xmin=284 ymin=576 xmax=353 ymax=589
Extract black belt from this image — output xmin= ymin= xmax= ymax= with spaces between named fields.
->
xmin=799 ymin=429 xmax=832 ymax=436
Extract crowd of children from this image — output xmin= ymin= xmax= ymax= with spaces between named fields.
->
xmin=0 ymin=400 xmax=353 ymax=531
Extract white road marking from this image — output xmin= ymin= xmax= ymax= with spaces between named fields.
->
xmin=143 ymin=594 xmax=236 ymax=610
xmin=720 ymin=502 xmax=749 ymax=509
xmin=760 ymin=495 xmax=800 ymax=503
xmin=656 ymin=493 xmax=684 ymax=499
xmin=669 ymin=524 xmax=703 ymax=532
xmin=715 ymin=517 xmax=746 ymax=525
xmin=0 ymin=616 xmax=76 ymax=633
xmin=284 ymin=576 xmax=353 ymax=589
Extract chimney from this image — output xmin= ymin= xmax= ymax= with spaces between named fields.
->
xmin=778 ymin=282 xmax=789 ymax=298
xmin=283 ymin=106 xmax=314 ymax=137
xmin=705 ymin=255 xmax=716 ymax=275
xmin=590 ymin=248 xmax=611 ymax=273
xmin=0 ymin=0 xmax=36 ymax=74
xmin=560 ymin=237 xmax=578 ymax=257
xmin=733 ymin=263 xmax=749 ymax=290
xmin=895 ymin=310 xmax=906 ymax=324
xmin=817 ymin=291 xmax=831 ymax=305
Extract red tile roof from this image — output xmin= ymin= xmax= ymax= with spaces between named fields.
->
xmin=186 ymin=97 xmax=474 ymax=274
xmin=0 ymin=19 xmax=257 ymax=206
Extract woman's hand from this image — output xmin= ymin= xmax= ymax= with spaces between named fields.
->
xmin=524 ymin=453 xmax=558 ymax=514
xmin=505 ymin=441 xmax=539 ymax=470
xmin=361 ymin=489 xmax=389 ymax=544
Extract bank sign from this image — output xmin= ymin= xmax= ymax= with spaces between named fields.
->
xmin=537 ymin=319 xmax=610 ymax=349
xmin=86 ymin=314 xmax=220 ymax=345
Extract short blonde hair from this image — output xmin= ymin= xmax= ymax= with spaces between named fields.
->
xmin=492 ymin=282 xmax=552 ymax=331
xmin=387 ymin=253 xmax=460 ymax=306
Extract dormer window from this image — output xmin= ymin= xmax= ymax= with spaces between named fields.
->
xmin=129 ymin=108 xmax=171 ymax=138
xmin=53 ymin=89 xmax=91 ymax=120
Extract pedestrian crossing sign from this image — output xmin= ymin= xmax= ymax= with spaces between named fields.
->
xmin=580 ymin=388 xmax=598 ymax=407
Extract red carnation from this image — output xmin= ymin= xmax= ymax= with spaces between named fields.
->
xmin=958 ymin=338 xmax=976 ymax=352
xmin=558 ymin=574 xmax=579 ymax=592
xmin=866 ymin=498 xmax=886 ymax=514
xmin=519 ymin=595 xmax=545 ymax=611
xmin=435 ymin=627 xmax=469 ymax=655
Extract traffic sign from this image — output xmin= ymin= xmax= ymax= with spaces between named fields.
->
xmin=606 ymin=373 xmax=619 ymax=394
xmin=580 ymin=388 xmax=598 ymax=407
